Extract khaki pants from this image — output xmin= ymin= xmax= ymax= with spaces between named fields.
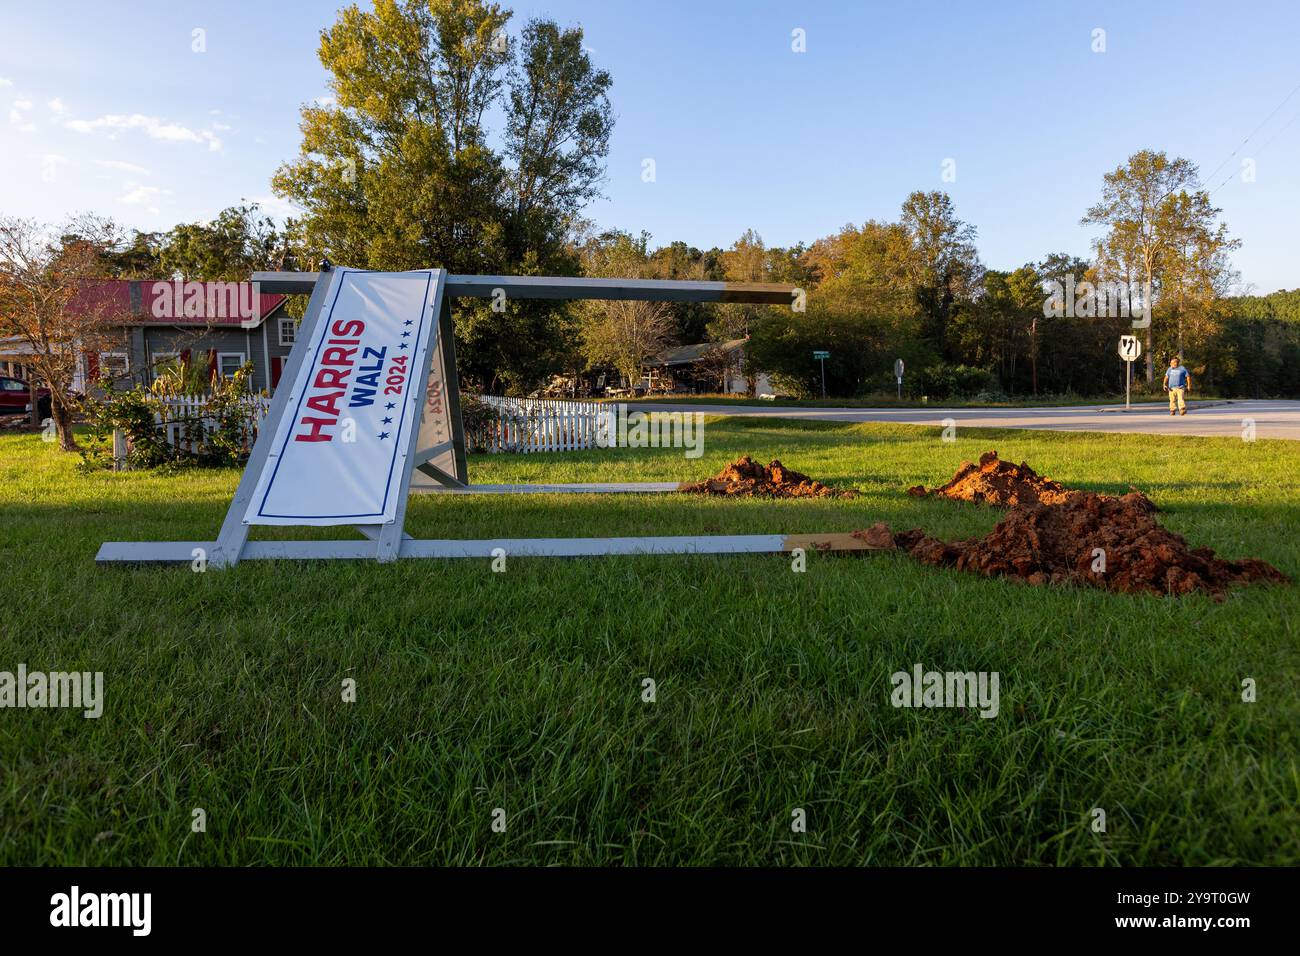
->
xmin=1168 ymin=386 xmax=1186 ymax=413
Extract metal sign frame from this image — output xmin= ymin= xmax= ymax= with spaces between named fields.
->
xmin=96 ymin=265 xmax=812 ymax=567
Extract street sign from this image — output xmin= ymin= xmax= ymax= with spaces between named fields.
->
xmin=1118 ymin=335 xmax=1141 ymax=410
xmin=812 ymin=350 xmax=830 ymax=398
xmin=894 ymin=358 xmax=904 ymax=379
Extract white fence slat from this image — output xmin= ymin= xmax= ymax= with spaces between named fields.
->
xmin=470 ymin=393 xmax=603 ymax=455
xmin=150 ymin=394 xmax=272 ymax=455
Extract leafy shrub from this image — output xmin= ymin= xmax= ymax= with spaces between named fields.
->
xmin=916 ymin=363 xmax=999 ymax=398
xmin=459 ymin=394 xmax=502 ymax=453
xmin=80 ymin=364 xmax=263 ymax=470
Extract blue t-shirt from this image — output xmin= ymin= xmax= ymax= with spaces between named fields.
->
xmin=1166 ymin=366 xmax=1189 ymax=388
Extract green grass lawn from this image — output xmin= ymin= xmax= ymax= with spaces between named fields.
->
xmin=1 ymin=418 xmax=1297 ymax=865
xmin=616 ymin=392 xmax=1226 ymax=409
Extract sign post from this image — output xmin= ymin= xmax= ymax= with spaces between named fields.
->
xmin=97 ymin=268 xmax=817 ymax=567
xmin=894 ymin=358 xmax=905 ymax=400
xmin=813 ymin=350 xmax=830 ymax=399
xmin=1118 ymin=335 xmax=1142 ymax=410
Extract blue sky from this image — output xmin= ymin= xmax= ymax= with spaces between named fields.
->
xmin=2 ymin=0 xmax=1298 ymax=292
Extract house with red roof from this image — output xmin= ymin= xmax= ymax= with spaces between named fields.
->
xmin=6 ymin=279 xmax=300 ymax=395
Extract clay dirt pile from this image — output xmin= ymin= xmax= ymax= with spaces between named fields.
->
xmin=679 ymin=456 xmax=857 ymax=499
xmin=892 ymin=453 xmax=1285 ymax=599
xmin=907 ymin=450 xmax=1156 ymax=512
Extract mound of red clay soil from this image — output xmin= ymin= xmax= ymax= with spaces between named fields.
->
xmin=891 ymin=491 xmax=1286 ymax=600
xmin=907 ymin=450 xmax=1156 ymax=513
xmin=679 ymin=455 xmax=857 ymax=499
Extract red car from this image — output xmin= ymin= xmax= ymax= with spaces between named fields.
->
xmin=0 ymin=376 xmax=51 ymax=419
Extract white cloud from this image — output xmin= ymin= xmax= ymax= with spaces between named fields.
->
xmin=314 ymin=94 xmax=337 ymax=107
xmin=119 ymin=183 xmax=169 ymax=205
xmin=94 ymin=159 xmax=151 ymax=175
xmin=0 ymin=77 xmax=12 ymax=87
xmin=9 ymin=101 xmax=35 ymax=131
xmin=246 ymin=194 xmax=302 ymax=220
xmin=64 ymin=112 xmax=223 ymax=151
xmin=47 ymin=97 xmax=65 ymax=114
xmin=40 ymin=154 xmax=69 ymax=182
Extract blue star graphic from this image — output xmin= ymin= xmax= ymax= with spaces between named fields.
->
xmin=378 ymin=431 xmax=390 ymax=440
xmin=401 ymin=331 xmax=411 ymax=338
xmin=399 ymin=343 xmax=409 ymax=349
xmin=385 ymin=402 xmax=396 ymax=409
xmin=403 ymin=319 xmax=413 ymax=326
xmin=382 ymin=416 xmax=393 ymax=424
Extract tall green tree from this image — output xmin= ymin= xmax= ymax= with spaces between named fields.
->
xmin=577 ymin=230 xmax=675 ymax=387
xmin=900 ymin=190 xmax=981 ymax=356
xmin=158 ymin=204 xmax=294 ymax=280
xmin=272 ymin=0 xmax=613 ymax=392
xmin=1081 ymin=150 xmax=1234 ymax=381
xmin=1159 ymin=189 xmax=1240 ymax=360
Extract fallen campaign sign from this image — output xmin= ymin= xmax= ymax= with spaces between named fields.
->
xmin=97 ymin=264 xmax=804 ymax=566
xmin=245 ymin=268 xmax=438 ymax=525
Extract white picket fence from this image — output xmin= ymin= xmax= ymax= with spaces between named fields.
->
xmin=122 ymin=395 xmax=271 ymax=459
xmin=128 ymin=393 xmax=599 ymax=459
xmin=471 ymin=395 xmax=604 ymax=453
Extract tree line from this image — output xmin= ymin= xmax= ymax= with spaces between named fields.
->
xmin=5 ymin=0 xmax=1299 ymax=452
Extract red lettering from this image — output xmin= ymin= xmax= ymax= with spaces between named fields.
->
xmin=306 ymin=391 xmax=344 ymax=417
xmin=331 ymin=319 xmax=364 ymax=337
xmin=314 ymin=367 xmax=349 ymax=389
xmin=294 ymin=417 xmax=334 ymax=442
xmin=321 ymin=346 xmax=357 ymax=366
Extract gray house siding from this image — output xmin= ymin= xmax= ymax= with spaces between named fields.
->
xmin=265 ymin=313 xmax=298 ymax=392
xmin=118 ymin=307 xmax=294 ymax=394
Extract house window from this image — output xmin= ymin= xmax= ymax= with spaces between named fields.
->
xmin=278 ymin=317 xmax=297 ymax=346
xmin=98 ymin=352 xmax=129 ymax=380
xmin=151 ymin=352 xmax=180 ymax=380
xmin=216 ymin=352 xmax=246 ymax=379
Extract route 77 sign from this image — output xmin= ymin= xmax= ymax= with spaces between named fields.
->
xmin=1118 ymin=335 xmax=1142 ymax=361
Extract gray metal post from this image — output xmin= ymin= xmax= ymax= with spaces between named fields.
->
xmin=438 ymin=293 xmax=469 ymax=484
xmin=208 ymin=266 xmax=334 ymax=569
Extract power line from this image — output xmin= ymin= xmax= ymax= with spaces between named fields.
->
xmin=1202 ymin=77 xmax=1300 ymax=184
xmin=1209 ymin=107 xmax=1300 ymax=196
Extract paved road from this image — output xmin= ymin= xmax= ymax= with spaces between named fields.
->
xmin=635 ymin=399 xmax=1300 ymax=440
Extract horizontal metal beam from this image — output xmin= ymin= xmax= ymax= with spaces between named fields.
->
xmin=252 ymin=271 xmax=324 ymax=294
xmin=410 ymin=481 xmax=682 ymax=495
xmin=444 ymin=275 xmax=795 ymax=304
xmin=252 ymin=271 xmax=795 ymax=305
xmin=96 ymin=531 xmax=889 ymax=564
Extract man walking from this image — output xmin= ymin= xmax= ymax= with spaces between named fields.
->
xmin=1163 ymin=357 xmax=1191 ymax=416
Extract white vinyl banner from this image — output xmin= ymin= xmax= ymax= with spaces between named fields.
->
xmin=408 ymin=328 xmax=459 ymax=489
xmin=244 ymin=269 xmax=441 ymax=526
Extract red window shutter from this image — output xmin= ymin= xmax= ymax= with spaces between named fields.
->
xmin=270 ymin=356 xmax=283 ymax=388
xmin=86 ymin=353 xmax=100 ymax=382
